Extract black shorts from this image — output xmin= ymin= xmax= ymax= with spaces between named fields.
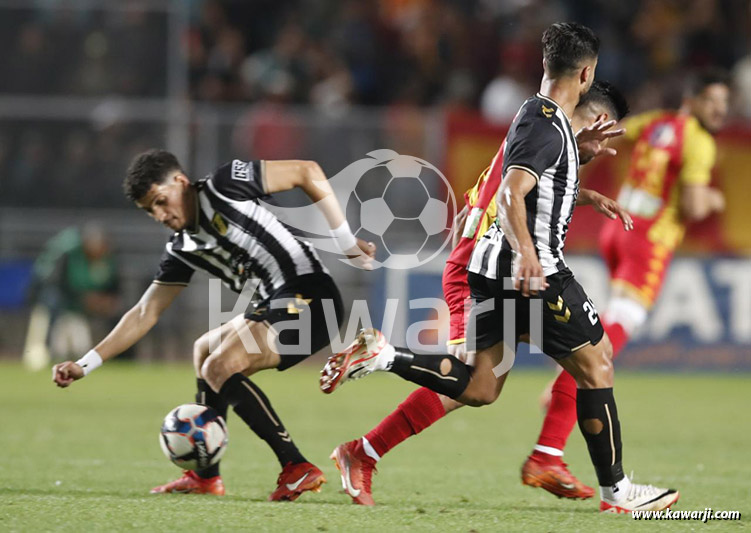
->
xmin=466 ymin=252 xmax=604 ymax=360
xmin=245 ymin=272 xmax=344 ymax=371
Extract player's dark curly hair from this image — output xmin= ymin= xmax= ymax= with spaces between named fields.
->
xmin=123 ymin=149 xmax=184 ymax=202
xmin=578 ymin=80 xmax=630 ymax=121
xmin=685 ymin=67 xmax=730 ymax=97
xmin=542 ymin=22 xmax=600 ymax=77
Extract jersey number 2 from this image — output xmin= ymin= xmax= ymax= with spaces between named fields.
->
xmin=583 ymin=299 xmax=599 ymax=325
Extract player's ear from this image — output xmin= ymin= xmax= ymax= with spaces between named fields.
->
xmin=174 ymin=173 xmax=190 ymax=188
xmin=596 ymin=112 xmax=609 ymax=123
xmin=580 ymin=65 xmax=591 ymax=86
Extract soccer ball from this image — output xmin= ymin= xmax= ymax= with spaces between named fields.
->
xmin=159 ymin=403 xmax=228 ymax=471
xmin=346 ymin=152 xmax=454 ymax=269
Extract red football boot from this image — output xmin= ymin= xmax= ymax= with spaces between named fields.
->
xmin=150 ymin=470 xmax=225 ymax=495
xmin=521 ymin=453 xmax=595 ymax=500
xmin=330 ymin=439 xmax=377 ymax=506
xmin=268 ymin=462 xmax=326 ymax=501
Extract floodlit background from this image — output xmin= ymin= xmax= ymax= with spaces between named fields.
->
xmin=0 ymin=0 xmax=749 ymax=367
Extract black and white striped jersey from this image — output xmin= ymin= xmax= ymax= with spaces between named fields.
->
xmin=468 ymin=93 xmax=580 ymax=279
xmin=153 ymin=159 xmax=326 ymax=300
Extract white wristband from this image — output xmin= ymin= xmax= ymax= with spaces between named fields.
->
xmin=330 ymin=221 xmax=358 ymax=252
xmin=75 ymin=349 xmax=103 ymax=376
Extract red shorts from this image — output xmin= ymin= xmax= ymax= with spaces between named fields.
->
xmin=442 ymin=261 xmax=471 ymax=344
xmin=598 ymin=216 xmax=674 ymax=308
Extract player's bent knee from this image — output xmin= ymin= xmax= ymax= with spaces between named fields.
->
xmin=458 ymin=381 xmax=498 ymax=407
xmin=201 ymin=353 xmax=244 ymax=391
xmin=193 ymin=334 xmax=210 ymax=378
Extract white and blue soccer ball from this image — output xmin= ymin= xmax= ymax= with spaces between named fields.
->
xmin=159 ymin=403 xmax=228 ymax=471
xmin=347 ymin=152 xmax=454 ymax=269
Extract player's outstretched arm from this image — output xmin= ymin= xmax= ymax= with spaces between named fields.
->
xmin=497 ymin=168 xmax=548 ymax=297
xmin=680 ymin=185 xmax=725 ymax=222
xmin=577 ymin=188 xmax=633 ymax=231
xmin=263 ymin=160 xmax=375 ymax=269
xmin=52 ymin=282 xmax=184 ymax=388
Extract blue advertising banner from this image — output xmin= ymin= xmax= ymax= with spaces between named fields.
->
xmin=374 ymin=255 xmax=751 ymax=371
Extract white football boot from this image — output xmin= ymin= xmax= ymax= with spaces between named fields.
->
xmin=600 ymin=478 xmax=679 ymax=514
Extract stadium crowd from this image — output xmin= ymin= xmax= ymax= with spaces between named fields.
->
xmin=1 ymin=0 xmax=750 ymax=208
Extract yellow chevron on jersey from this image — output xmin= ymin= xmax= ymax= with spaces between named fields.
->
xmin=462 ymin=166 xmax=498 ymax=242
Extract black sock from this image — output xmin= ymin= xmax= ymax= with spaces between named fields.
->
xmin=389 ymin=347 xmax=471 ymax=399
xmin=576 ymin=387 xmax=625 ymax=487
xmin=219 ymin=373 xmax=306 ymax=468
xmin=194 ymin=378 xmax=228 ymax=479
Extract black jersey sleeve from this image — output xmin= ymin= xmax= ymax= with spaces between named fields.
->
xmin=153 ymin=248 xmax=194 ymax=286
xmin=207 ymin=159 xmax=267 ymax=201
xmin=503 ymin=103 xmax=564 ymax=182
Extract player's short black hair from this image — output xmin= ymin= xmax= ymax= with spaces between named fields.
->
xmin=578 ymin=80 xmax=630 ymax=121
xmin=685 ymin=67 xmax=730 ymax=97
xmin=541 ymin=22 xmax=600 ymax=77
xmin=123 ymin=149 xmax=184 ymax=202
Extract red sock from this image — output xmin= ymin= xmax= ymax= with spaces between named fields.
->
xmin=535 ymin=370 xmax=577 ymax=454
xmin=364 ymin=387 xmax=446 ymax=458
xmin=603 ymin=320 xmax=629 ymax=358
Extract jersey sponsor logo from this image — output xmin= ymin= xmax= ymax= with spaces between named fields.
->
xmin=287 ymin=295 xmax=312 ymax=315
xmin=648 ymin=124 xmax=677 ymax=148
xmin=541 ymin=104 xmax=555 ymax=118
xmin=285 ymin=472 xmax=310 ymax=491
xmin=212 ymin=212 xmax=229 ymax=235
xmin=462 ymin=207 xmax=484 ymax=239
xmin=231 ymin=159 xmax=252 ymax=181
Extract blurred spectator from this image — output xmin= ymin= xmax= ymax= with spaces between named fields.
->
xmin=24 ymin=224 xmax=122 ymax=370
xmin=1 ymin=0 xmax=751 ymax=208
xmin=480 ymin=43 xmax=535 ymax=124
xmin=734 ymin=53 xmax=751 ymax=118
xmin=241 ymin=22 xmax=307 ymax=102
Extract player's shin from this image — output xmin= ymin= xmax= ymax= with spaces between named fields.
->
xmin=535 ymin=370 xmax=578 ymax=454
xmin=576 ymin=388 xmax=626 ymax=496
xmin=194 ymin=378 xmax=228 ymax=479
xmin=220 ymin=373 xmax=307 ymax=467
xmin=364 ymin=387 xmax=447 ymax=459
xmin=388 ymin=348 xmax=471 ymax=399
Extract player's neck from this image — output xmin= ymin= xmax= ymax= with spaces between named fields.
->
xmin=538 ymin=77 xmax=579 ymax=120
xmin=186 ymin=185 xmax=200 ymax=233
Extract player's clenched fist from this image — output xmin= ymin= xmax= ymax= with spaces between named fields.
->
xmin=52 ymin=361 xmax=84 ymax=388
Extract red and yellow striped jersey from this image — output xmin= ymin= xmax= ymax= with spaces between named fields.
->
xmin=447 ymin=145 xmax=503 ymax=268
xmin=618 ymin=110 xmax=717 ymax=249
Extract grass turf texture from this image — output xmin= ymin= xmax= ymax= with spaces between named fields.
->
xmin=2 ymin=361 xmax=749 ymax=532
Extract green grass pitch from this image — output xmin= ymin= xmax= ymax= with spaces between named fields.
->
xmin=2 ymin=361 xmax=749 ymax=532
